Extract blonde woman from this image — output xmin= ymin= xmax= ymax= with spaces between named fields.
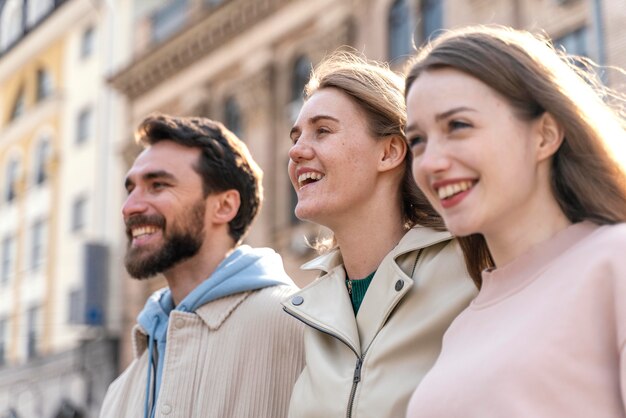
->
xmin=282 ymin=52 xmax=476 ymax=418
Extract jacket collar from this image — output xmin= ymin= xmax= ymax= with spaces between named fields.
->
xmin=194 ymin=291 xmax=251 ymax=330
xmin=285 ymin=227 xmax=452 ymax=355
xmin=285 ymin=266 xmax=361 ymax=354
xmin=301 ymin=227 xmax=452 ymax=274
xmin=132 ymin=291 xmax=251 ymax=357
xmin=132 ymin=324 xmax=148 ymax=358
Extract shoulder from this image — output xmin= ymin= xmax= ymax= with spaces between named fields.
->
xmin=241 ymin=285 xmax=303 ymax=324
xmin=556 ymin=223 xmax=626 ymax=291
xmin=399 ymin=231 xmax=477 ymax=298
xmin=193 ymin=286 xmax=305 ymax=340
xmin=399 ymin=227 xmax=465 ymax=273
xmin=416 ymin=238 xmax=476 ymax=292
xmin=588 ymin=222 xmax=626 ymax=247
xmin=241 ymin=286 xmax=306 ymax=343
xmin=572 ymin=223 xmax=626 ymax=266
xmin=594 ymin=223 xmax=626 ymax=266
xmin=251 ymin=283 xmax=300 ymax=302
xmin=395 ymin=226 xmax=453 ymax=254
xmin=388 ymin=227 xmax=472 ymax=284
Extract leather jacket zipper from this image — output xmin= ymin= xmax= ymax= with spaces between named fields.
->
xmin=346 ymin=354 xmax=365 ymax=418
xmin=283 ymin=248 xmax=422 ymax=418
xmin=283 ymin=308 xmax=364 ymax=417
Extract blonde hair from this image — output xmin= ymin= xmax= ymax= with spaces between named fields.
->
xmin=305 ymin=49 xmax=445 ymax=251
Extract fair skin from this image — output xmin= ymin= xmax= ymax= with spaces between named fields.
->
xmin=123 ymin=140 xmax=240 ymax=304
xmin=288 ymin=87 xmax=406 ymax=279
xmin=406 ymin=68 xmax=571 ymax=267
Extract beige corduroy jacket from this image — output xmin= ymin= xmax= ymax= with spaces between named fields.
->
xmin=100 ymin=285 xmax=305 ymax=418
xmin=282 ymin=227 xmax=477 ymax=418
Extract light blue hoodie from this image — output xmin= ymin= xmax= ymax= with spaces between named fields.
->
xmin=136 ymin=245 xmax=295 ymax=418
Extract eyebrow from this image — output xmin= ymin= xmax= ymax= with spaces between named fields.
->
xmin=290 ymin=114 xmax=340 ymax=140
xmin=124 ymin=170 xmax=177 ymax=190
xmin=435 ymin=106 xmax=476 ymax=122
xmin=407 ymin=106 xmax=477 ymax=133
xmin=405 ymin=123 xmax=420 ymax=134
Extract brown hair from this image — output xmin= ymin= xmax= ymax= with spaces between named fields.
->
xmin=135 ymin=113 xmax=263 ymax=244
xmin=405 ymin=25 xmax=626 ymax=286
xmin=305 ymin=50 xmax=444 ymax=251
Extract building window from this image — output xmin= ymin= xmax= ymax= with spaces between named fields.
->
xmin=30 ymin=219 xmax=47 ymax=271
xmin=292 ymin=56 xmax=311 ymax=103
xmin=36 ymin=68 xmax=53 ymax=102
xmin=5 ymin=159 xmax=20 ymax=203
xmin=388 ymin=0 xmax=411 ymax=62
xmin=554 ymin=27 xmax=589 ymax=57
xmin=205 ymin=0 xmax=225 ymax=7
xmin=27 ymin=0 xmax=53 ymax=27
xmin=72 ymin=196 xmax=88 ymax=232
xmin=289 ymin=174 xmax=299 ymax=225
xmin=0 ymin=0 xmax=25 ymax=51
xmin=419 ymin=0 xmax=443 ymax=45
xmin=1 ymin=236 xmax=15 ymax=285
xmin=10 ymin=87 xmax=25 ymax=121
xmin=26 ymin=306 xmax=40 ymax=359
xmin=224 ymin=96 xmax=242 ymax=138
xmin=0 ymin=318 xmax=6 ymax=366
xmin=288 ymin=56 xmax=311 ymax=225
xmin=68 ymin=288 xmax=83 ymax=324
xmin=34 ymin=138 xmax=50 ymax=186
xmin=80 ymin=26 xmax=95 ymax=58
xmin=151 ymin=0 xmax=188 ymax=44
xmin=76 ymin=107 xmax=92 ymax=144
xmin=288 ymin=55 xmax=311 ymax=123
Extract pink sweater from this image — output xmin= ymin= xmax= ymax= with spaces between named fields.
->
xmin=407 ymin=222 xmax=626 ymax=418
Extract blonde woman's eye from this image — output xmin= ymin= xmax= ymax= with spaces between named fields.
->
xmin=316 ymin=127 xmax=330 ymax=135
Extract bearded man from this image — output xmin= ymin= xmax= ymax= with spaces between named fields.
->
xmin=99 ymin=114 xmax=304 ymax=418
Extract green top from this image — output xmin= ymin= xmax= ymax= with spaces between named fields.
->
xmin=346 ymin=270 xmax=376 ymax=315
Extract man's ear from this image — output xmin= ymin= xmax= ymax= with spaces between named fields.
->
xmin=378 ymin=135 xmax=407 ymax=173
xmin=536 ymin=112 xmax=565 ymax=162
xmin=210 ymin=190 xmax=241 ymax=225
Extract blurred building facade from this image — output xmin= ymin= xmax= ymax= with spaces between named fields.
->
xmin=0 ymin=0 xmax=624 ymax=416
xmin=0 ymin=0 xmax=132 ymax=416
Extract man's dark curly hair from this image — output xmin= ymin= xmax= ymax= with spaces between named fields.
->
xmin=135 ymin=113 xmax=263 ymax=244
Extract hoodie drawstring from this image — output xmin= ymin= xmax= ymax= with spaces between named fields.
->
xmin=144 ymin=318 xmax=159 ymax=418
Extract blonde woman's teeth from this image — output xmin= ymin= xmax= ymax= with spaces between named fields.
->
xmin=298 ymin=172 xmax=324 ymax=188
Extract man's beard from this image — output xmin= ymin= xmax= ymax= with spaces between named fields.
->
xmin=124 ymin=200 xmax=206 ymax=279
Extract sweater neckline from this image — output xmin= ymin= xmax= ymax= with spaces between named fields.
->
xmin=471 ymin=221 xmax=598 ymax=309
xmin=346 ymin=270 xmax=376 ymax=315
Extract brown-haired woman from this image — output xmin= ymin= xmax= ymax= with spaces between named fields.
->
xmin=281 ymin=50 xmax=476 ymax=418
xmin=405 ymin=25 xmax=626 ymax=417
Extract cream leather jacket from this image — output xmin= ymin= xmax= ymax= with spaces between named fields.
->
xmin=282 ymin=227 xmax=477 ymax=418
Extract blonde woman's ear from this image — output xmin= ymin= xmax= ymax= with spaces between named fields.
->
xmin=378 ymin=135 xmax=407 ymax=172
